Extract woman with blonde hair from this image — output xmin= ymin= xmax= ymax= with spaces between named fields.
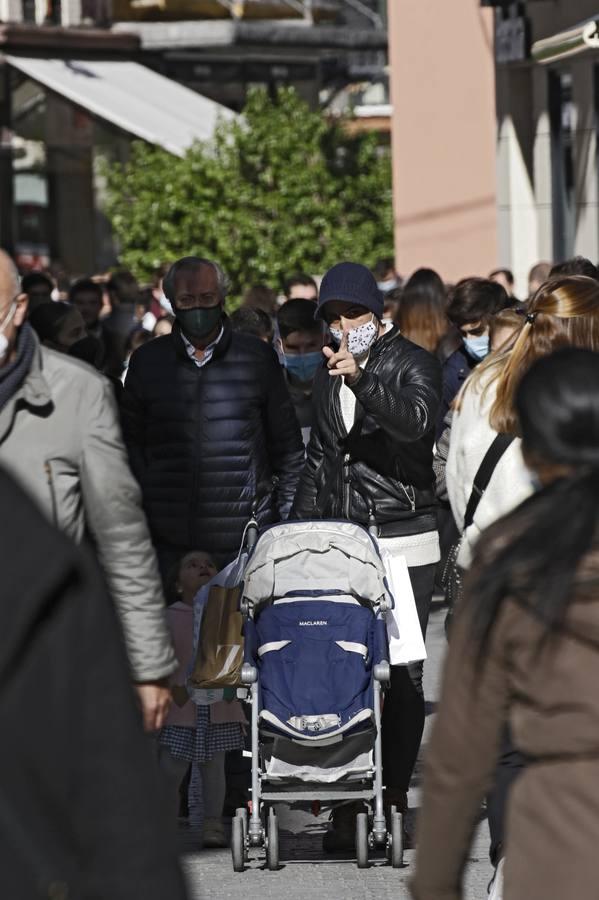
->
xmin=444 ymin=275 xmax=599 ymax=895
xmin=447 ymin=276 xmax=599 ymax=571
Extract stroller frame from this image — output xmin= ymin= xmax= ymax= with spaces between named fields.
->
xmin=230 ymin=512 xmax=404 ymax=872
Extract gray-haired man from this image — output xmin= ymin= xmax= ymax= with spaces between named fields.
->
xmin=121 ymin=256 xmax=304 ymax=576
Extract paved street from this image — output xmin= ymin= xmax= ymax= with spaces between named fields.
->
xmin=181 ymin=602 xmax=493 ymax=899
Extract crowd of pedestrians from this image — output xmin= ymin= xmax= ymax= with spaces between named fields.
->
xmin=3 ymin=244 xmax=599 ymax=900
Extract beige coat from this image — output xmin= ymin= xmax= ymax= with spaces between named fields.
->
xmin=0 ymin=333 xmax=175 ymax=682
xmin=412 ymin=553 xmax=599 ymax=900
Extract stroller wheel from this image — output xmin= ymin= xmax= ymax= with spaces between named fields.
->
xmin=236 ymin=808 xmax=249 ymax=860
xmin=266 ymin=807 xmax=279 ymax=871
xmin=231 ymin=815 xmax=245 ymax=873
xmin=390 ymin=811 xmax=404 ymax=868
xmin=356 ymin=812 xmax=369 ymax=869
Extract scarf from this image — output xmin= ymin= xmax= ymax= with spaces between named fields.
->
xmin=0 ymin=323 xmax=36 ymax=413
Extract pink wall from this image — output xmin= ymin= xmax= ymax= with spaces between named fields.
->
xmin=388 ymin=2 xmax=498 ymax=283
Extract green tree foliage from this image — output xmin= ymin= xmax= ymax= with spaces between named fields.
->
xmin=103 ymin=86 xmax=393 ymax=299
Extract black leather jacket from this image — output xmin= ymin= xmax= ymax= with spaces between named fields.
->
xmin=292 ymin=326 xmax=442 ymax=536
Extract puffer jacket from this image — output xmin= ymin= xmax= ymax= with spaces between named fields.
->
xmin=292 ymin=326 xmax=442 ymax=535
xmin=0 ymin=327 xmax=176 ymax=683
xmin=120 ymin=318 xmax=305 ymax=565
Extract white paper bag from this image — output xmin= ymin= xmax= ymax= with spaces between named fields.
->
xmin=380 ymin=549 xmax=427 ymax=666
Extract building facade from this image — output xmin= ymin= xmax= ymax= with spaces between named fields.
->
xmin=388 ymin=1 xmax=599 ymax=296
xmin=492 ymin=0 xmax=599 ymax=295
xmin=387 ymin=1 xmax=498 ymax=286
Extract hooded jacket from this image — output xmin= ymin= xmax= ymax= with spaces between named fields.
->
xmin=120 ymin=318 xmax=305 ymax=565
xmin=0 ymin=328 xmax=175 ymax=683
xmin=292 ymin=326 xmax=442 ymax=535
xmin=413 ymin=548 xmax=599 ymax=900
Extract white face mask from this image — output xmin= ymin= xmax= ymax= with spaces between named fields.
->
xmin=330 ymin=315 xmax=378 ymax=357
xmin=377 ymin=278 xmax=399 ymax=293
xmin=0 ymin=302 xmax=17 ymax=363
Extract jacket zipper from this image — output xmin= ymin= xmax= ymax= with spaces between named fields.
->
xmin=343 ymin=452 xmax=352 ymax=519
xmin=399 ymin=482 xmax=416 ymax=512
xmin=188 ymin=371 xmax=203 ymax=547
xmin=44 ymin=461 xmax=58 ymax=526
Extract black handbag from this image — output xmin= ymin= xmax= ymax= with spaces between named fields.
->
xmin=442 ymin=433 xmax=514 ymax=635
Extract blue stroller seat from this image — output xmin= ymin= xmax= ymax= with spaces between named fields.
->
xmin=255 ymin=599 xmax=377 ymax=740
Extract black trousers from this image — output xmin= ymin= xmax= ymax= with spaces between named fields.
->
xmin=382 ymin=562 xmax=437 ymax=792
xmin=487 ymin=726 xmax=526 ymax=865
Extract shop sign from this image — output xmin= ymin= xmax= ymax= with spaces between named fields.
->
xmin=495 ymin=8 xmax=530 ymax=63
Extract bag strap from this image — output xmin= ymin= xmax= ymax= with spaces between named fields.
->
xmin=463 ymin=433 xmax=515 ymax=530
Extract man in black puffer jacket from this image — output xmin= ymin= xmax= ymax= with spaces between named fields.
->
xmin=121 ymin=257 xmax=304 ymax=575
xmin=292 ymin=262 xmax=442 ymax=852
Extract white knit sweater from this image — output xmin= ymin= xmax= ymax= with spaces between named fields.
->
xmin=446 ymin=373 xmax=533 ymax=569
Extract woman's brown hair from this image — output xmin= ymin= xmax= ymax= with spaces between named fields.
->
xmin=490 ymin=276 xmax=599 ymax=434
xmin=395 ymin=286 xmax=450 ymax=354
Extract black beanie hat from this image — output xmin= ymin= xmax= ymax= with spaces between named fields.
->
xmin=316 ymin=262 xmax=384 ymax=320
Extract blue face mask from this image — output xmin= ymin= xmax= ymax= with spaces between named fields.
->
xmin=463 ymin=333 xmax=490 ymax=361
xmin=284 ymin=350 xmax=322 ymax=383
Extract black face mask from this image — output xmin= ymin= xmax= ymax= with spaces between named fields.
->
xmin=69 ymin=335 xmax=103 ymax=369
xmin=175 ymin=305 xmax=223 ymax=341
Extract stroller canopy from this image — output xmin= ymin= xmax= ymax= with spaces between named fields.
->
xmin=242 ymin=520 xmax=393 ymax=613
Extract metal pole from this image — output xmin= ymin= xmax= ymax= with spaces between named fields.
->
xmin=372 ymin=676 xmax=386 ymax=843
xmin=248 ymin=680 xmax=263 ymax=846
xmin=0 ymin=61 xmax=15 ymax=256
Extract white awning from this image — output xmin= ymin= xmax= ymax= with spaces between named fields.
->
xmin=532 ymin=16 xmax=599 ymax=65
xmin=6 ymin=56 xmax=237 ymax=156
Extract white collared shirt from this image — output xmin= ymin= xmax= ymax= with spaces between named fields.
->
xmin=181 ymin=326 xmax=224 ymax=369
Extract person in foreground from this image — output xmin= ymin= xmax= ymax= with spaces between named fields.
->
xmin=412 ymin=347 xmax=599 ymax=900
xmin=0 ymin=251 xmax=175 ymax=730
xmin=0 ymin=467 xmax=187 ymax=900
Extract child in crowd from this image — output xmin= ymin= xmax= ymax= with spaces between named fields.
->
xmin=158 ymin=551 xmax=246 ymax=848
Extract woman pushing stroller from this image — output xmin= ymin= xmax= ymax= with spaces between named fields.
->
xmin=291 ymin=262 xmax=442 ymax=850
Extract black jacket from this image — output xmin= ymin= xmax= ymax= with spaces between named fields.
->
xmin=438 ymin=344 xmax=478 ymax=439
xmin=121 ymin=318 xmax=304 ymax=564
xmin=292 ymin=326 xmax=442 ymax=535
xmin=0 ymin=469 xmax=187 ymax=900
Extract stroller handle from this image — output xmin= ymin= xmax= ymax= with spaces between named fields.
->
xmin=245 ymin=476 xmax=281 ymax=551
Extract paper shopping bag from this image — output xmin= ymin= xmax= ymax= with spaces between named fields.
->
xmin=189 ymin=583 xmax=244 ymax=689
xmin=379 ymin=549 xmax=427 ymax=666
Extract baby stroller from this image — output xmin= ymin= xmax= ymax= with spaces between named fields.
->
xmin=231 ymin=516 xmax=402 ymax=871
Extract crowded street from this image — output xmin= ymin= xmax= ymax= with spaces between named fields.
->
xmin=3 ymin=3 xmax=599 ymax=900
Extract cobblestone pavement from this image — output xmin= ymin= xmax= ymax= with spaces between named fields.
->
xmin=181 ymin=603 xmax=493 ymax=899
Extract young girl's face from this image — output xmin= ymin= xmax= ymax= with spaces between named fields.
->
xmin=177 ymin=551 xmax=218 ymax=603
